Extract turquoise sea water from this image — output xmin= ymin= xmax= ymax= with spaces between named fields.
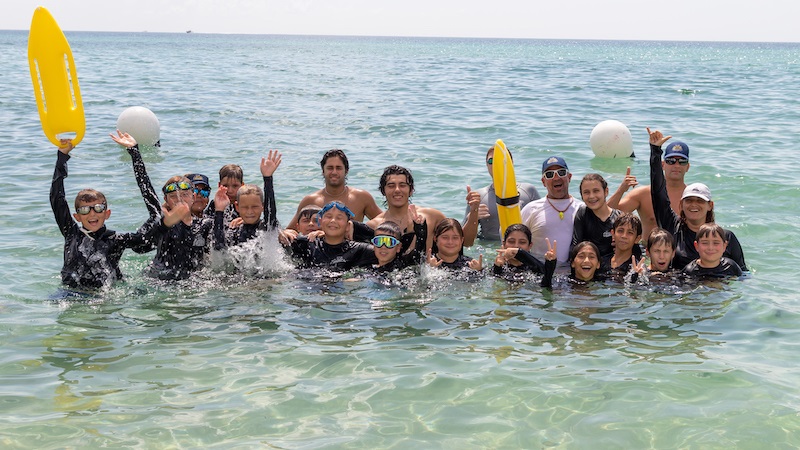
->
xmin=1 ymin=31 xmax=800 ymax=448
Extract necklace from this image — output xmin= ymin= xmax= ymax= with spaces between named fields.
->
xmin=324 ymin=185 xmax=348 ymax=198
xmin=546 ymin=196 xmax=573 ymax=220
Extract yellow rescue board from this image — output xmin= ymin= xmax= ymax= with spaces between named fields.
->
xmin=491 ymin=139 xmax=522 ymax=237
xmin=28 ymin=6 xmax=85 ymax=147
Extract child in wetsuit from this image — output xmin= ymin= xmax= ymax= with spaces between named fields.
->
xmin=493 ymin=223 xmax=547 ymax=281
xmin=204 ymin=163 xmax=243 ymax=228
xmin=288 ymin=201 xmax=377 ymax=272
xmin=602 ymin=213 xmax=643 ymax=277
xmin=541 ymin=240 xmax=604 ymax=288
xmin=213 ymin=151 xmax=281 ymax=249
xmin=51 ymin=135 xmax=160 ymax=289
xmin=371 ymin=217 xmax=427 ymax=273
xmin=426 ymin=218 xmax=482 ymax=271
xmin=571 ymin=173 xmax=625 ymax=260
xmin=682 ymin=223 xmax=743 ymax=279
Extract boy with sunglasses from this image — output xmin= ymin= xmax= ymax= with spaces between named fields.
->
xmin=51 ymin=135 xmax=161 ymax=289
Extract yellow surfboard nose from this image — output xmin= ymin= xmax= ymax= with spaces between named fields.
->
xmin=28 ymin=6 xmax=85 ymax=147
xmin=492 ymin=139 xmax=522 ymax=237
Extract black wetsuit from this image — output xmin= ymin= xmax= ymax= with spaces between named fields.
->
xmin=214 ymin=176 xmax=280 ymax=249
xmin=436 ymin=254 xmax=474 ymax=270
xmin=600 ymin=254 xmax=634 ymax=278
xmin=204 ymin=199 xmax=239 ymax=228
xmin=371 ymin=220 xmax=428 ymax=273
xmin=650 ymin=143 xmax=747 ymax=271
xmin=50 ymin=147 xmax=160 ymax=289
xmin=571 ymin=206 xmax=623 ymax=259
xmin=290 ymin=237 xmax=377 ymax=272
xmin=492 ymin=248 xmax=547 ymax=281
xmin=682 ymin=257 xmax=743 ymax=279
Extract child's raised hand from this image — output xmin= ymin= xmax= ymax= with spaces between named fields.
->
xmin=163 ymin=202 xmax=191 ymax=227
xmin=307 ymin=230 xmax=325 ymax=241
xmin=279 ymin=228 xmax=298 ymax=245
xmin=426 ymin=248 xmax=442 ymax=267
xmin=214 ymin=186 xmax=230 ymax=211
xmin=544 ymin=238 xmax=557 ymax=261
xmin=469 ymin=254 xmax=483 ymax=271
xmin=229 ymin=217 xmax=243 ymax=229
xmin=408 ymin=204 xmax=424 ymax=224
xmin=497 ymin=247 xmax=519 ymax=261
xmin=58 ymin=138 xmax=74 ymax=155
xmin=109 ymin=129 xmax=137 ymax=148
xmin=260 ymin=150 xmax=282 ymax=177
xmin=631 ymin=254 xmax=646 ymax=274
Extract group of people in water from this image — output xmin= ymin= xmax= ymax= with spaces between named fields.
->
xmin=50 ymin=126 xmax=746 ymax=292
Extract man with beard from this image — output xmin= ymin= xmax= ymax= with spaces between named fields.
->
xmin=521 ymin=156 xmax=583 ymax=268
xmin=287 ymin=149 xmax=382 ymax=230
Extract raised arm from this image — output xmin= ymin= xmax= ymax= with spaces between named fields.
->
xmin=261 ymin=150 xmax=282 ymax=231
xmin=607 ymin=166 xmax=640 ymax=212
xmin=50 ymin=139 xmax=76 ymax=237
xmin=462 ymin=185 xmax=481 ymax=247
xmin=647 ymin=128 xmax=678 ymax=233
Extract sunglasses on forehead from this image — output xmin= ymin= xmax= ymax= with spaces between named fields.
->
xmin=75 ymin=203 xmax=107 ymax=215
xmin=371 ymin=235 xmax=400 ymax=248
xmin=163 ymin=181 xmax=193 ymax=193
xmin=543 ymin=168 xmax=568 ymax=179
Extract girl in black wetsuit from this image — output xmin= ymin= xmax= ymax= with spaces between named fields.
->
xmin=493 ymin=224 xmax=547 ymax=281
xmin=426 ymin=218 xmax=482 ymax=271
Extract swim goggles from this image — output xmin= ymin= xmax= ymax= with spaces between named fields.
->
xmin=194 ymin=188 xmax=211 ymax=198
xmin=163 ymin=181 xmax=193 ymax=194
xmin=371 ymin=235 xmax=400 ymax=248
xmin=664 ymin=157 xmax=689 ymax=166
xmin=543 ymin=168 xmax=568 ymax=179
xmin=318 ymin=201 xmax=354 ymax=220
xmin=75 ymin=203 xmax=107 ymax=215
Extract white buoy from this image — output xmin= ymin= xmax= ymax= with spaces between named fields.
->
xmin=116 ymin=106 xmax=160 ymax=148
xmin=589 ymin=120 xmax=633 ymax=158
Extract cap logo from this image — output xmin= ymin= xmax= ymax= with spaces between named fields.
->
xmin=672 ymin=144 xmax=683 ymax=151
xmin=546 ymin=157 xmax=559 ymax=164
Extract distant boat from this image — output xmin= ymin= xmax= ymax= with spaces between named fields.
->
xmin=186 ymin=30 xmax=192 ymax=34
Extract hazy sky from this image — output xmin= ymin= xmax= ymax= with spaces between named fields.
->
xmin=6 ymin=0 xmax=800 ymax=42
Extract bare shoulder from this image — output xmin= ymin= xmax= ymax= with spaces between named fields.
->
xmin=366 ymin=212 xmax=386 ymax=229
xmin=630 ymin=185 xmax=651 ymax=198
xmin=417 ymin=206 xmax=446 ymax=223
xmin=299 ymin=189 xmax=326 ymax=207
xmin=349 ymin=186 xmax=378 ymax=200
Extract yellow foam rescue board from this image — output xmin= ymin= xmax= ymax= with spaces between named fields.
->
xmin=492 ymin=139 xmax=522 ymax=237
xmin=28 ymin=6 xmax=85 ymax=147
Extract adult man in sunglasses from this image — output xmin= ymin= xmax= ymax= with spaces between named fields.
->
xmin=461 ymin=145 xmax=541 ymax=246
xmin=521 ymin=156 xmax=583 ymax=267
xmin=607 ymin=131 xmax=690 ymax=240
xmin=185 ymin=173 xmax=211 ymax=219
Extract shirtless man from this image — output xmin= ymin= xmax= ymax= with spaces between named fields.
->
xmin=607 ymin=130 xmax=691 ymax=240
xmin=287 ymin=149 xmax=382 ymax=229
xmin=367 ymin=165 xmax=446 ymax=251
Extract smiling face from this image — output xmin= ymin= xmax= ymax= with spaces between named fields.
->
xmin=319 ymin=208 xmax=349 ymax=240
xmin=235 ymin=193 xmax=264 ymax=225
xmin=580 ymin=179 xmax=608 ymax=212
xmin=73 ymin=201 xmax=111 ymax=232
xmin=383 ymin=174 xmax=412 ymax=208
xmin=503 ymin=230 xmax=532 ymax=251
xmin=323 ymin=156 xmax=347 ymax=188
xmin=681 ymin=196 xmax=713 ymax=225
xmin=647 ymin=241 xmax=675 ymax=272
xmin=695 ymin=233 xmax=727 ymax=266
xmin=571 ymin=245 xmax=601 ymax=281
xmin=541 ymin=165 xmax=572 ymax=199
xmin=435 ymin=228 xmax=464 ymax=259
xmin=297 ymin=214 xmax=320 ymax=235
xmin=374 ymin=235 xmax=402 ymax=266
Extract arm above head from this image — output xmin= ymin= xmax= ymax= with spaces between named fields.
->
xmin=607 ymin=166 xmax=640 ymax=212
xmin=647 ymin=128 xmax=677 ymax=231
xmin=51 ymin=142 xmax=75 ymax=237
xmin=261 ymin=150 xmax=282 ymax=231
xmin=462 ymin=185 xmax=481 ymax=247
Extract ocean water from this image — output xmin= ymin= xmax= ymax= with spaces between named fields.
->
xmin=1 ymin=30 xmax=800 ymax=448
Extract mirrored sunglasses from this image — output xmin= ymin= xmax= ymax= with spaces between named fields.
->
xmin=664 ymin=158 xmax=689 ymax=166
xmin=75 ymin=203 xmax=107 ymax=215
xmin=486 ymin=157 xmax=493 ymax=165
xmin=543 ymin=168 xmax=568 ymax=179
xmin=164 ymin=181 xmax=193 ymax=193
xmin=194 ymin=188 xmax=211 ymax=198
xmin=371 ymin=235 xmax=400 ymax=248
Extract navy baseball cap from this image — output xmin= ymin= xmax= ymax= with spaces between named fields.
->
xmin=542 ymin=156 xmax=569 ymax=173
xmin=664 ymin=141 xmax=690 ymax=160
xmin=186 ymin=173 xmax=210 ymax=187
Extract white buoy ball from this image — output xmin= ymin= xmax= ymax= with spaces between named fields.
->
xmin=589 ymin=120 xmax=633 ymax=158
xmin=116 ymin=106 xmax=160 ymax=148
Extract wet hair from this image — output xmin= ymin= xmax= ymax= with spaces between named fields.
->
xmin=503 ymin=223 xmax=532 ymax=243
xmin=320 ymin=149 xmax=349 ymax=174
xmin=680 ymin=200 xmax=715 ymax=224
xmin=236 ymin=184 xmax=264 ymax=203
xmin=375 ymin=221 xmax=402 ymax=239
xmin=298 ymin=205 xmax=322 ymax=221
xmin=431 ymin=218 xmax=465 ymax=256
xmin=646 ymin=228 xmax=676 ymax=251
xmin=569 ymin=241 xmax=600 ymax=263
xmin=486 ymin=145 xmax=514 ymax=162
xmin=219 ymin=164 xmax=243 ymax=183
xmin=379 ymin=165 xmax=415 ymax=196
xmin=161 ymin=175 xmax=192 ymax=194
xmin=612 ymin=212 xmax=643 ymax=237
xmin=74 ymin=189 xmax=107 ymax=210
xmin=696 ymin=223 xmax=726 ymax=242
xmin=579 ymin=173 xmax=608 ymax=194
